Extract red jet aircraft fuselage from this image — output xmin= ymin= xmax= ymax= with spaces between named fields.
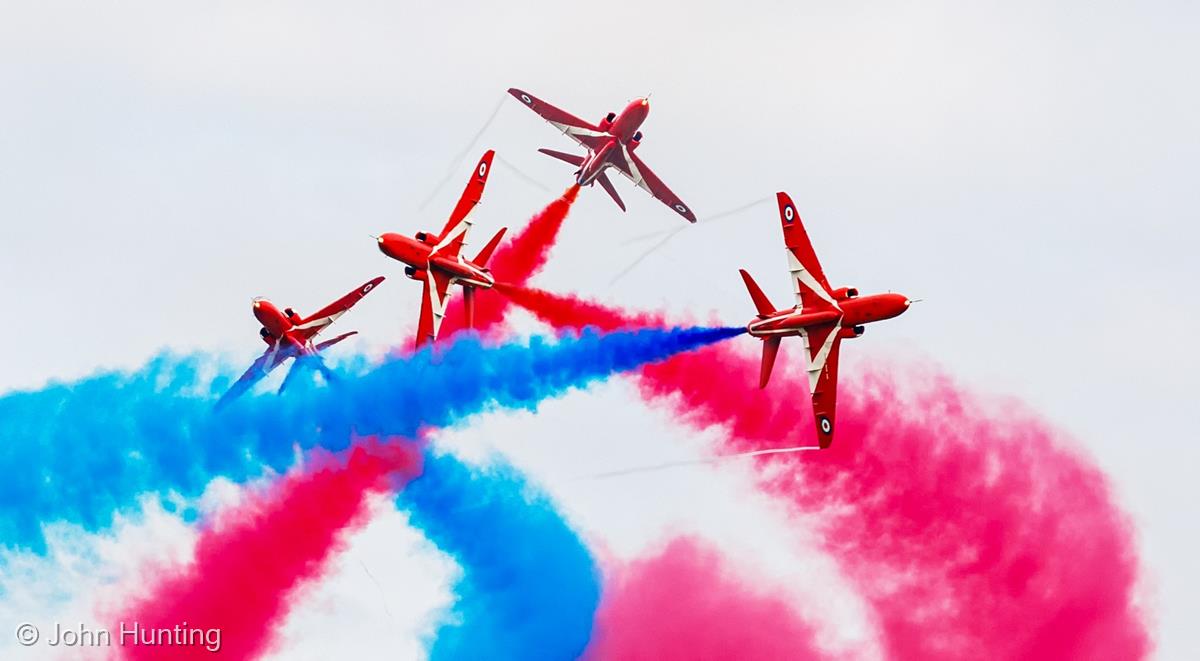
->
xmin=509 ymin=88 xmax=696 ymax=222
xmin=216 ymin=276 xmax=384 ymax=409
xmin=745 ymin=292 xmax=910 ymax=339
xmin=576 ymin=98 xmax=649 ymax=186
xmin=376 ymin=150 xmax=507 ymax=348
xmin=253 ymin=299 xmax=310 ymax=353
xmin=376 ymin=233 xmax=496 ymax=291
xmin=739 ymin=193 xmax=913 ymax=448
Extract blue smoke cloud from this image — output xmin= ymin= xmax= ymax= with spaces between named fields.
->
xmin=399 ymin=453 xmax=599 ymax=661
xmin=0 ymin=326 xmax=742 ymax=551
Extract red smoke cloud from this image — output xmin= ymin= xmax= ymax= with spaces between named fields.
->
xmin=113 ymin=440 xmax=422 ymax=660
xmin=501 ymin=284 xmax=1151 ymax=660
xmin=585 ymin=538 xmax=829 ymax=661
xmin=439 ymin=184 xmax=580 ymax=338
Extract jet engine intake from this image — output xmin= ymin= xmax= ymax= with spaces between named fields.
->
xmin=833 ymin=286 xmax=859 ymax=300
xmin=838 ymin=325 xmax=865 ymax=339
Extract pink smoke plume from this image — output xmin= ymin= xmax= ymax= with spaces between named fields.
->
xmin=439 ymin=184 xmax=580 ymax=338
xmin=500 ymin=284 xmax=1151 ymax=660
xmin=112 ymin=439 xmax=422 ymax=660
xmin=585 ymin=537 xmax=829 ymax=661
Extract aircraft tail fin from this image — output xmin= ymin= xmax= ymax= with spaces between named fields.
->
xmin=538 ymin=148 xmax=586 ymax=167
xmin=739 ymin=269 xmax=776 ymax=317
xmin=595 ymin=171 xmax=626 ymax=212
xmin=463 ymin=285 xmax=476 ymax=329
xmin=474 ymin=227 xmax=507 ymax=267
xmin=760 ymin=336 xmax=782 ymax=389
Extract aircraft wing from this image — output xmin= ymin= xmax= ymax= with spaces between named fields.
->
xmin=292 ymin=276 xmax=385 ymax=341
xmin=314 ymin=330 xmax=358 ymax=352
xmin=215 ymin=344 xmax=293 ymax=409
xmin=415 ymin=269 xmax=456 ymax=348
xmin=434 ymin=150 xmax=495 ymax=258
xmin=776 ymin=192 xmax=838 ymax=313
xmin=801 ymin=322 xmax=842 ymax=448
xmin=508 ymin=88 xmax=610 ymax=152
xmin=609 ymin=146 xmax=697 ymax=223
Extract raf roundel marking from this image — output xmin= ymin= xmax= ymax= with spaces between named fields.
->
xmin=363 ymin=283 xmax=374 ymax=294
xmin=675 ymin=203 xmax=688 ymax=214
xmin=521 ymin=94 xmax=532 ymax=105
xmin=478 ymin=162 xmax=488 ymax=177
xmin=784 ymin=206 xmax=795 ymax=223
xmin=819 ymin=416 xmax=832 ymax=434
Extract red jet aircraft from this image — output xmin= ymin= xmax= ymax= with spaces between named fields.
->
xmin=376 ymin=150 xmax=507 ymax=348
xmin=508 ymin=88 xmax=696 ymax=223
xmin=217 ymin=276 xmax=385 ymax=408
xmin=739 ymin=193 xmax=913 ymax=447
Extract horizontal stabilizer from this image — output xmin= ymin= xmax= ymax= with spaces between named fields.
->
xmin=760 ymin=336 xmax=782 ymax=389
xmin=596 ymin=171 xmax=626 ymax=212
xmin=314 ymin=330 xmax=357 ymax=352
xmin=739 ymin=269 xmax=776 ymax=317
xmin=474 ymin=227 xmax=508 ymax=267
xmin=538 ymin=148 xmax=586 ymax=167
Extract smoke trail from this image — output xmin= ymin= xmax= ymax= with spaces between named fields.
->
xmin=439 ymin=185 xmax=581 ymax=338
xmin=584 ymin=538 xmax=828 ymax=661
xmin=113 ymin=439 xmax=422 ymax=660
xmin=500 ymin=285 xmax=1151 ymax=660
xmin=399 ymin=453 xmax=600 ymax=661
xmin=0 ymin=325 xmax=741 ymax=552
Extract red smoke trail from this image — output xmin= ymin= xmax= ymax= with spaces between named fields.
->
xmin=585 ymin=538 xmax=829 ymax=661
xmin=439 ymin=184 xmax=581 ymax=338
xmin=113 ymin=439 xmax=422 ymax=660
xmin=501 ymin=284 xmax=1150 ymax=660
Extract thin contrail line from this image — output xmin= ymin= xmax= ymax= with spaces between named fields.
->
xmin=619 ymin=197 xmax=772 ymax=246
xmin=607 ymin=226 xmax=686 ymax=285
xmin=417 ymin=92 xmax=508 ymax=211
xmin=578 ymin=445 xmax=822 ymax=480
xmin=608 ymin=197 xmax=772 ymax=285
xmin=495 ymin=153 xmax=553 ymax=193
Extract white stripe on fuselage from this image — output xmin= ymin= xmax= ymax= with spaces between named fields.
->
xmin=433 ymin=211 xmax=474 ymax=255
xmin=425 ymin=270 xmax=456 ymax=339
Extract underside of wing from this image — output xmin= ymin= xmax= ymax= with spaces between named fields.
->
xmin=801 ymin=322 xmax=842 ymax=448
xmin=435 ymin=150 xmax=495 ymax=257
xmin=508 ymin=88 xmax=610 ymax=152
xmin=215 ymin=344 xmax=292 ymax=409
xmin=609 ymin=146 xmax=697 ymax=223
xmin=416 ymin=269 xmax=456 ymax=348
xmin=293 ymin=276 xmax=385 ymax=340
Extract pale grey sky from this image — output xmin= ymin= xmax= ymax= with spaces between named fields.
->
xmin=1 ymin=1 xmax=1197 ymax=657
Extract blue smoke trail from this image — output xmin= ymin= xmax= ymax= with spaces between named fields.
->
xmin=0 ymin=326 xmax=742 ymax=551
xmin=400 ymin=453 xmax=599 ymax=661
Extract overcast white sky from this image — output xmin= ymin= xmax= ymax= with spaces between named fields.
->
xmin=1 ymin=1 xmax=1197 ymax=657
